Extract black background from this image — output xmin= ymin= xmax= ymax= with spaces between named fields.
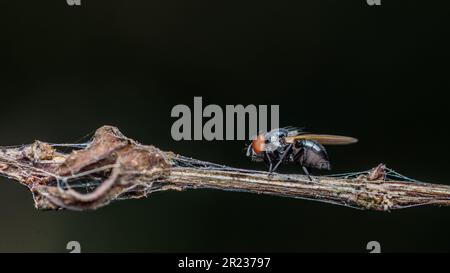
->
xmin=0 ymin=0 xmax=449 ymax=252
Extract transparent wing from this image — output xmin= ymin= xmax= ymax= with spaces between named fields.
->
xmin=280 ymin=126 xmax=307 ymax=137
xmin=284 ymin=134 xmax=358 ymax=145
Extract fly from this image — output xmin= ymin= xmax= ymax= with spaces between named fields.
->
xmin=246 ymin=127 xmax=358 ymax=180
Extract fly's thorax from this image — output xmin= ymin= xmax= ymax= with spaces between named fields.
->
xmin=263 ymin=128 xmax=289 ymax=152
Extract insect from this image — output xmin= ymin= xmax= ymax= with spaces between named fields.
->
xmin=246 ymin=128 xmax=358 ymax=179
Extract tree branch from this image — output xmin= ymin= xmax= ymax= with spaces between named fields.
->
xmin=0 ymin=125 xmax=449 ymax=211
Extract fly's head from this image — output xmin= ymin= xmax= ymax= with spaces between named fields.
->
xmin=246 ymin=133 xmax=265 ymax=162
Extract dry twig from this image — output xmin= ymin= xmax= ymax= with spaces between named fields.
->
xmin=0 ymin=126 xmax=449 ymax=211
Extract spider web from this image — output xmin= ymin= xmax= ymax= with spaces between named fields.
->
xmin=46 ymin=144 xmax=427 ymax=194
xmin=325 ymin=166 xmax=424 ymax=183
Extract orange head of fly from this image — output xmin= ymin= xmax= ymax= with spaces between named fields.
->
xmin=251 ymin=134 xmax=266 ymax=154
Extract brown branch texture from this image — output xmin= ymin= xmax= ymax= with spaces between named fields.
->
xmin=0 ymin=126 xmax=449 ymax=211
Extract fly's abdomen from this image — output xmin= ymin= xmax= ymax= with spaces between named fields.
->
xmin=296 ymin=140 xmax=331 ymax=170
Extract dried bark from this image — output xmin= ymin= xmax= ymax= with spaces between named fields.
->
xmin=0 ymin=126 xmax=449 ymax=211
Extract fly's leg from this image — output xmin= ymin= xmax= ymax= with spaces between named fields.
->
xmin=265 ymin=151 xmax=273 ymax=173
xmin=246 ymin=145 xmax=252 ymax=157
xmin=302 ymin=166 xmax=313 ymax=181
xmin=271 ymin=144 xmax=292 ymax=173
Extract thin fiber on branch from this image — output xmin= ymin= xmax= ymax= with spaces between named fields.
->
xmin=0 ymin=126 xmax=449 ymax=211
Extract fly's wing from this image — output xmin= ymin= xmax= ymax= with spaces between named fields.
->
xmin=284 ymin=134 xmax=358 ymax=145
xmin=281 ymin=126 xmax=307 ymax=137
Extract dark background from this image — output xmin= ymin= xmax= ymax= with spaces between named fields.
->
xmin=0 ymin=0 xmax=449 ymax=252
